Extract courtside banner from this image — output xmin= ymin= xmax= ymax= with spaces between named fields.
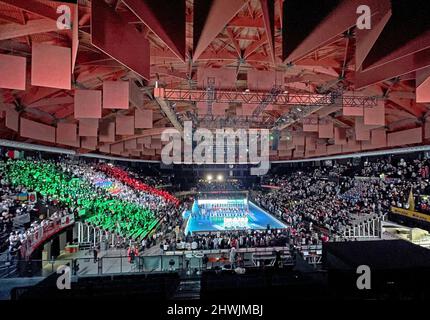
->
xmin=391 ymin=206 xmax=430 ymax=224
xmin=261 ymin=185 xmax=282 ymax=190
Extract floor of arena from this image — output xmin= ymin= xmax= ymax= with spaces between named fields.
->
xmin=184 ymin=201 xmax=287 ymax=234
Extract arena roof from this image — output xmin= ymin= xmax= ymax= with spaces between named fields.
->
xmin=0 ymin=0 xmax=429 ymax=162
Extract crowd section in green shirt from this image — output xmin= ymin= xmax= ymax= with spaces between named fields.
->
xmin=1 ymin=159 xmax=158 ymax=240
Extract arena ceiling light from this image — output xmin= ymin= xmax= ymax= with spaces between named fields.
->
xmin=206 ymin=174 xmax=213 ymax=181
xmin=217 ymin=174 xmax=224 ymax=181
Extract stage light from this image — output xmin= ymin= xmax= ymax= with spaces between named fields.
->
xmin=207 ymin=174 xmax=213 ymax=181
xmin=217 ymin=174 xmax=223 ymax=181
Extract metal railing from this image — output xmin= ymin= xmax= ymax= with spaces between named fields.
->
xmin=20 ymin=214 xmax=75 ymax=259
xmin=0 ymin=258 xmax=73 ymax=279
xmin=0 ymin=246 xmax=296 ymax=279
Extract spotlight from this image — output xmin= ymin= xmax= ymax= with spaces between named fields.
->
xmin=217 ymin=174 xmax=223 ymax=181
xmin=207 ymin=174 xmax=213 ymax=181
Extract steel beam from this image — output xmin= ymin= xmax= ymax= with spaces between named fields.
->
xmin=0 ymin=0 xmax=59 ymax=21
xmin=363 ymin=1 xmax=430 ymax=71
xmin=122 ymin=0 xmax=186 ymax=61
xmin=193 ymin=0 xmax=247 ymax=61
xmin=156 ymin=88 xmax=377 ymax=107
xmin=283 ymin=0 xmax=386 ymax=63
xmin=91 ymin=0 xmax=150 ymax=80
xmin=154 ymin=88 xmax=183 ymax=133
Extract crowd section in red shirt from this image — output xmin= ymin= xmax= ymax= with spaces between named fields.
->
xmin=97 ymin=164 xmax=180 ymax=206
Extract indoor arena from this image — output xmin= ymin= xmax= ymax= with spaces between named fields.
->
xmin=0 ymin=0 xmax=430 ymax=310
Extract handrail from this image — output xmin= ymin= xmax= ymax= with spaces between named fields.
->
xmin=20 ymin=214 xmax=75 ymax=259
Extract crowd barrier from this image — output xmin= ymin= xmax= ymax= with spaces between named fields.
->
xmin=20 ymin=214 xmax=75 ymax=259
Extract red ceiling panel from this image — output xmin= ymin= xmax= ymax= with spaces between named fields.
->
xmin=193 ymin=0 xmax=247 ymax=61
xmin=303 ymin=115 xmax=319 ymax=132
xmin=110 ymin=141 xmax=124 ymax=155
xmin=79 ymin=118 xmax=99 ymax=137
xmin=364 ymin=101 xmax=385 ymax=126
xmin=318 ymin=119 xmax=333 ymax=139
xmin=196 ymin=101 xmax=208 ymax=116
xmin=99 ymin=120 xmax=115 ymax=142
xmin=425 ymin=118 xmax=430 ymax=139
xmin=0 ymin=54 xmax=26 ymax=90
xmin=241 ymin=104 xmax=257 ymax=116
xmin=371 ymin=128 xmax=387 ymax=147
xmin=361 ymin=128 xmax=387 ymax=150
xmin=343 ymin=105 xmax=364 ymax=117
xmin=278 ymin=149 xmax=291 ymax=158
xmin=235 ymin=105 xmax=243 ymax=116
xmin=98 ymin=144 xmax=110 ymax=153
xmin=56 ymin=122 xmax=77 ymax=143
xmin=305 ymin=149 xmax=315 ymax=158
xmin=91 ymin=0 xmax=150 ymax=80
xmin=327 ymin=144 xmax=342 ymax=155
xmin=293 ymin=149 xmax=304 ymax=158
xmin=130 ymin=150 xmax=141 ymax=157
xmin=315 ymin=143 xmax=327 ymax=156
xmin=103 ymin=81 xmax=129 ymax=110
xmin=121 ymin=0 xmax=186 ymax=61
xmin=129 ymin=80 xmax=144 ymax=108
xmin=286 ymin=141 xmax=295 ymax=150
xmin=151 ymin=137 xmax=162 ymax=149
xmin=124 ymin=138 xmax=137 ymax=150
xmin=137 ymin=136 xmax=151 ymax=147
xmin=342 ymin=138 xmax=361 ymax=153
xmin=293 ymin=134 xmax=305 ymax=146
xmin=278 ymin=140 xmax=288 ymax=151
xmin=5 ymin=108 xmax=19 ymax=132
xmin=31 ymin=43 xmax=71 ymax=90
xmin=135 ymin=109 xmax=153 ymax=129
xmin=247 ymin=70 xmax=283 ymax=91
xmin=387 ymin=127 xmax=423 ymax=147
xmin=20 ymin=118 xmax=56 ymax=143
xmin=417 ymin=75 xmax=430 ymax=103
xmin=305 ymin=136 xmax=316 ymax=151
xmin=116 ymin=115 xmax=135 ymax=135
xmin=197 ymin=68 xmax=237 ymax=89
xmin=295 ymin=145 xmax=305 ymax=153
xmin=334 ymin=127 xmax=347 ymax=145
xmin=81 ymin=136 xmax=98 ymax=150
xmin=355 ymin=117 xmax=371 ymax=141
xmin=74 ymin=90 xmax=102 ymax=119
xmin=212 ymin=103 xmax=226 ymax=116
xmin=142 ymin=148 xmax=155 ymax=156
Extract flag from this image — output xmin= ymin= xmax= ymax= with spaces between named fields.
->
xmin=6 ymin=150 xmax=23 ymax=159
xmin=16 ymin=192 xmax=28 ymax=201
xmin=28 ymin=192 xmax=37 ymax=203
xmin=408 ymin=188 xmax=415 ymax=211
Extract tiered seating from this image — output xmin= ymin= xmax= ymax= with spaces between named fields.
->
xmin=98 ymin=164 xmax=180 ymax=206
xmin=4 ymin=159 xmax=158 ymax=240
